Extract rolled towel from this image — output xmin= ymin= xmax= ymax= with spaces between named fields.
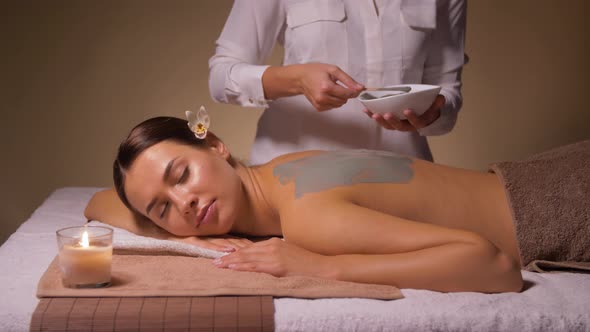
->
xmin=87 ymin=220 xmax=224 ymax=259
xmin=490 ymin=139 xmax=590 ymax=272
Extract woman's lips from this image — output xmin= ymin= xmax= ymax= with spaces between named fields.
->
xmin=201 ymin=200 xmax=216 ymax=226
xmin=196 ymin=200 xmax=216 ymax=228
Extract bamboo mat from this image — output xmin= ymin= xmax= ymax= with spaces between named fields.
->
xmin=30 ymin=296 xmax=274 ymax=331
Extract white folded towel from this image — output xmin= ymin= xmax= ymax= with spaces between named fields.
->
xmin=87 ymin=220 xmax=225 ymax=259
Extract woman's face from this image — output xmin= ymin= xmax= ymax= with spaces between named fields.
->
xmin=124 ymin=140 xmax=243 ymax=236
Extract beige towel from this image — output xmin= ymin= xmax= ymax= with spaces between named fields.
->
xmin=37 ymin=254 xmax=403 ymax=300
xmin=490 ymin=139 xmax=590 ymax=272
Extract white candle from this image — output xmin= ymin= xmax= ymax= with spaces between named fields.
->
xmin=56 ymin=226 xmax=113 ymax=288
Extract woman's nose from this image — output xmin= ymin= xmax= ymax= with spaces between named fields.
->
xmin=170 ymin=191 xmax=197 ymax=215
xmin=180 ymin=198 xmax=196 ymax=215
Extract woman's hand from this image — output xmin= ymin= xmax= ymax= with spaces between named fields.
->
xmin=363 ymin=94 xmax=445 ymax=131
xmin=263 ymin=63 xmax=364 ymax=112
xmin=212 ymin=237 xmax=332 ymax=278
xmin=171 ymin=235 xmax=254 ymax=253
xmin=296 ymin=63 xmax=365 ymax=112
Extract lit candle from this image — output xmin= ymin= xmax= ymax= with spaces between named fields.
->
xmin=56 ymin=226 xmax=113 ymax=288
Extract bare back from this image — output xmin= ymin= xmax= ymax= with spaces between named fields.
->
xmin=257 ymin=150 xmax=520 ymax=263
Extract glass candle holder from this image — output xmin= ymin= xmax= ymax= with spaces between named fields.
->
xmin=56 ymin=226 xmax=113 ymax=288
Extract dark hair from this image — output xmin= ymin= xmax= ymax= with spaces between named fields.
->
xmin=113 ymin=116 xmax=208 ymax=211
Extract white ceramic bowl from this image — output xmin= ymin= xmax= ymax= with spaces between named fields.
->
xmin=358 ymin=84 xmax=441 ymax=119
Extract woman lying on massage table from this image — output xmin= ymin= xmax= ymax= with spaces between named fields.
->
xmin=86 ymin=115 xmax=525 ymax=294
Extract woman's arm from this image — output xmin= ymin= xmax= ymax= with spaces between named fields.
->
xmin=208 ymin=0 xmax=363 ymax=111
xmin=208 ymin=0 xmax=284 ymax=107
xmin=85 ymin=189 xmax=170 ymax=239
xmin=216 ymin=198 xmax=522 ymax=293
xmin=84 ymin=189 xmax=252 ymax=251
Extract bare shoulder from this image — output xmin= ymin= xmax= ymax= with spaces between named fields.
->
xmin=266 ymin=149 xmax=417 ymax=196
xmin=263 ymin=150 xmax=326 ymax=166
xmin=259 ymin=149 xmax=421 ymax=219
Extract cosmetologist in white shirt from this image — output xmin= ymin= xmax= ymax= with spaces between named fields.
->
xmin=209 ymin=0 xmax=467 ymax=164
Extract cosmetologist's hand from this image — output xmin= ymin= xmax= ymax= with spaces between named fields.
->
xmin=294 ymin=63 xmax=364 ymax=112
xmin=363 ymin=94 xmax=445 ymax=131
xmin=212 ymin=237 xmax=330 ymax=278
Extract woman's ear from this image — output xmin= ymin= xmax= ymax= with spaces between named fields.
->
xmin=205 ymin=132 xmax=233 ymax=162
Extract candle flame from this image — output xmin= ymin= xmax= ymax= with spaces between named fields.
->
xmin=80 ymin=230 xmax=90 ymax=248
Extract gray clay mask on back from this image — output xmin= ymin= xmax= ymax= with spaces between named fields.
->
xmin=273 ymin=150 xmax=414 ymax=198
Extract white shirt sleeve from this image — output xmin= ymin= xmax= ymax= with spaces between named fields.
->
xmin=208 ymin=0 xmax=285 ymax=108
xmin=418 ymin=0 xmax=467 ymax=136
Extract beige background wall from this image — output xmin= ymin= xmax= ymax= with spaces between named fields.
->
xmin=1 ymin=0 xmax=588 ymax=245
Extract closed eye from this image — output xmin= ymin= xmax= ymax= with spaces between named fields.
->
xmin=177 ymin=167 xmax=189 ymax=184
xmin=158 ymin=167 xmax=188 ymax=220
xmin=160 ymin=202 xmax=169 ymax=219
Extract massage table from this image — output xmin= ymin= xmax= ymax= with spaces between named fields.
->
xmin=1 ymin=187 xmax=589 ymax=331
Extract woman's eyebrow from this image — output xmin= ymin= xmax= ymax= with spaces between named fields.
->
xmin=145 ymin=157 xmax=179 ymax=216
